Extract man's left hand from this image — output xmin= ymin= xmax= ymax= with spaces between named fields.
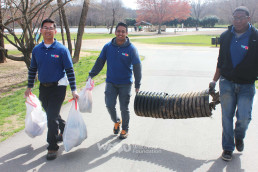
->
xmin=135 ymin=88 xmax=139 ymax=93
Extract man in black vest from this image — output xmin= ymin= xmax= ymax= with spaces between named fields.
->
xmin=209 ymin=6 xmax=258 ymax=161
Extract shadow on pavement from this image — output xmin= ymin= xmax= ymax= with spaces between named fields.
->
xmin=0 ymin=136 xmax=245 ymax=172
xmin=0 ymin=144 xmax=47 ymax=172
xmin=207 ymin=153 xmax=244 ymax=172
xmin=38 ymin=135 xmax=206 ymax=172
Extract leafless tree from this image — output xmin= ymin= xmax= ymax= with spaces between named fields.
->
xmin=0 ymin=0 xmax=72 ymax=69
xmin=58 ymin=0 xmax=72 ymax=55
xmin=216 ymin=0 xmax=258 ymax=24
xmin=191 ymin=0 xmax=212 ymax=30
xmin=59 ymin=8 xmax=65 ymax=45
xmin=0 ymin=1 xmax=5 ymax=63
xmin=73 ymin=0 xmax=90 ymax=63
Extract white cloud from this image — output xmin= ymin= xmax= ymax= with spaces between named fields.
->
xmin=121 ymin=0 xmax=138 ymax=9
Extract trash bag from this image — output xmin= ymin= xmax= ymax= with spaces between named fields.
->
xmin=25 ymin=93 xmax=47 ymax=138
xmin=63 ymin=99 xmax=87 ymax=152
xmin=78 ymin=78 xmax=94 ymax=113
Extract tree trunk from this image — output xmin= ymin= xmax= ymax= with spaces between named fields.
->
xmin=57 ymin=0 xmax=72 ymax=55
xmin=158 ymin=23 xmax=161 ymax=34
xmin=24 ymin=52 xmax=32 ymax=69
xmin=59 ymin=9 xmax=65 ymax=45
xmin=73 ymin=0 xmax=90 ymax=63
xmin=0 ymin=3 xmax=6 ymax=63
xmin=109 ymin=9 xmax=115 ymax=34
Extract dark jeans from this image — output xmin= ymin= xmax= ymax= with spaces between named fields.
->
xmin=105 ymin=82 xmax=132 ymax=131
xmin=39 ymin=84 xmax=66 ymax=151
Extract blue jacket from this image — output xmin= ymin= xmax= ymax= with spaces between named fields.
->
xmin=30 ymin=40 xmax=73 ymax=83
xmin=89 ymin=37 xmax=142 ymax=87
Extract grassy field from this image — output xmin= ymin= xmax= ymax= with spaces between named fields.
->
xmin=214 ymin=24 xmax=229 ymax=28
xmin=0 ymin=50 xmax=105 ymax=142
xmin=5 ymin=33 xmax=148 ymax=43
xmin=131 ymin=35 xmax=220 ymax=46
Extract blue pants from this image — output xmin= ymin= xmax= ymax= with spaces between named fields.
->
xmin=219 ymin=76 xmax=255 ymax=151
xmin=39 ymin=85 xmax=66 ymax=151
xmin=105 ymin=82 xmax=132 ymax=131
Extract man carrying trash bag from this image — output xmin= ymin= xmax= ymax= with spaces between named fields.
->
xmin=24 ymin=19 xmax=79 ymax=160
xmin=88 ymin=22 xmax=142 ymax=139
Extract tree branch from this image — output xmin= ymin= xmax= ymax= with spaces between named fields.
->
xmin=6 ymin=54 xmax=25 ymax=61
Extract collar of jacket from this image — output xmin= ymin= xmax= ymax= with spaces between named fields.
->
xmin=111 ymin=37 xmax=131 ymax=47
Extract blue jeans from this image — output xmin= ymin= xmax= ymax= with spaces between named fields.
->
xmin=105 ymin=82 xmax=132 ymax=131
xmin=219 ymin=76 xmax=255 ymax=151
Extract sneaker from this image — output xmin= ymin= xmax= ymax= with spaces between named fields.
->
xmin=57 ymin=134 xmax=63 ymax=143
xmin=221 ymin=150 xmax=233 ymax=161
xmin=235 ymin=139 xmax=244 ymax=152
xmin=46 ymin=150 xmax=58 ymax=160
xmin=113 ymin=121 xmax=121 ymax=134
xmin=119 ymin=130 xmax=128 ymax=139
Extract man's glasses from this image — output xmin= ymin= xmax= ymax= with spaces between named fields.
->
xmin=116 ymin=30 xmax=126 ymax=34
xmin=232 ymin=16 xmax=249 ymax=22
xmin=42 ymin=27 xmax=55 ymax=31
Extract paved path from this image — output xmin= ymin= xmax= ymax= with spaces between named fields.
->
xmin=1 ymin=41 xmax=258 ymax=172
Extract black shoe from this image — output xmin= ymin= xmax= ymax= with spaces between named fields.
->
xmin=221 ymin=150 xmax=233 ymax=161
xmin=57 ymin=134 xmax=63 ymax=143
xmin=119 ymin=130 xmax=128 ymax=139
xmin=113 ymin=121 xmax=121 ymax=135
xmin=46 ymin=150 xmax=57 ymax=160
xmin=235 ymin=139 xmax=244 ymax=152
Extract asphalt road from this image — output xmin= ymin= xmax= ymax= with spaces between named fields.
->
xmin=0 ymin=43 xmax=258 ymax=172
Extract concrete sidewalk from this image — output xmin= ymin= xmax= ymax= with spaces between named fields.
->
xmin=1 ymin=45 xmax=258 ymax=172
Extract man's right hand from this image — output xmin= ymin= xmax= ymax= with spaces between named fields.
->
xmin=24 ymin=88 xmax=32 ymax=97
xmin=209 ymin=81 xmax=216 ymax=92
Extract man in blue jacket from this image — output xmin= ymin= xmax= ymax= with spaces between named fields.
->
xmin=25 ymin=19 xmax=79 ymax=160
xmin=209 ymin=6 xmax=258 ymax=161
xmin=89 ymin=22 xmax=142 ymax=139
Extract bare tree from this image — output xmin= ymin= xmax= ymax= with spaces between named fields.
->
xmin=57 ymin=0 xmax=72 ymax=55
xmin=59 ymin=8 xmax=65 ymax=45
xmin=0 ymin=1 xmax=5 ymax=63
xmin=109 ymin=8 xmax=115 ymax=34
xmin=0 ymin=0 xmax=71 ymax=69
xmin=191 ymin=0 xmax=207 ymax=30
xmin=73 ymin=0 xmax=90 ymax=63
xmin=216 ymin=0 xmax=258 ymax=24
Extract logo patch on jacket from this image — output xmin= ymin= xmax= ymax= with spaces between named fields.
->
xmin=241 ymin=45 xmax=248 ymax=50
xmin=51 ymin=54 xmax=59 ymax=58
xmin=122 ymin=53 xmax=129 ymax=57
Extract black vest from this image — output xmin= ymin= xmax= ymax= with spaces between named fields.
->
xmin=217 ymin=25 xmax=258 ymax=84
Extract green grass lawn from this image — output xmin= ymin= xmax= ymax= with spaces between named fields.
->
xmin=0 ymin=50 xmax=105 ymax=142
xmin=5 ymin=33 xmax=148 ymax=43
xmin=131 ymin=35 xmax=220 ymax=46
xmin=214 ymin=24 xmax=229 ymax=28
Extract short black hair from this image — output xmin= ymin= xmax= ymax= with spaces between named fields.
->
xmin=115 ymin=22 xmax=128 ymax=32
xmin=41 ymin=18 xmax=56 ymax=28
xmin=233 ymin=6 xmax=250 ymax=16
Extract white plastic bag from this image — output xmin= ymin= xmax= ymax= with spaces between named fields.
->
xmin=78 ymin=78 xmax=94 ymax=113
xmin=25 ymin=93 xmax=47 ymax=138
xmin=63 ymin=99 xmax=87 ymax=152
